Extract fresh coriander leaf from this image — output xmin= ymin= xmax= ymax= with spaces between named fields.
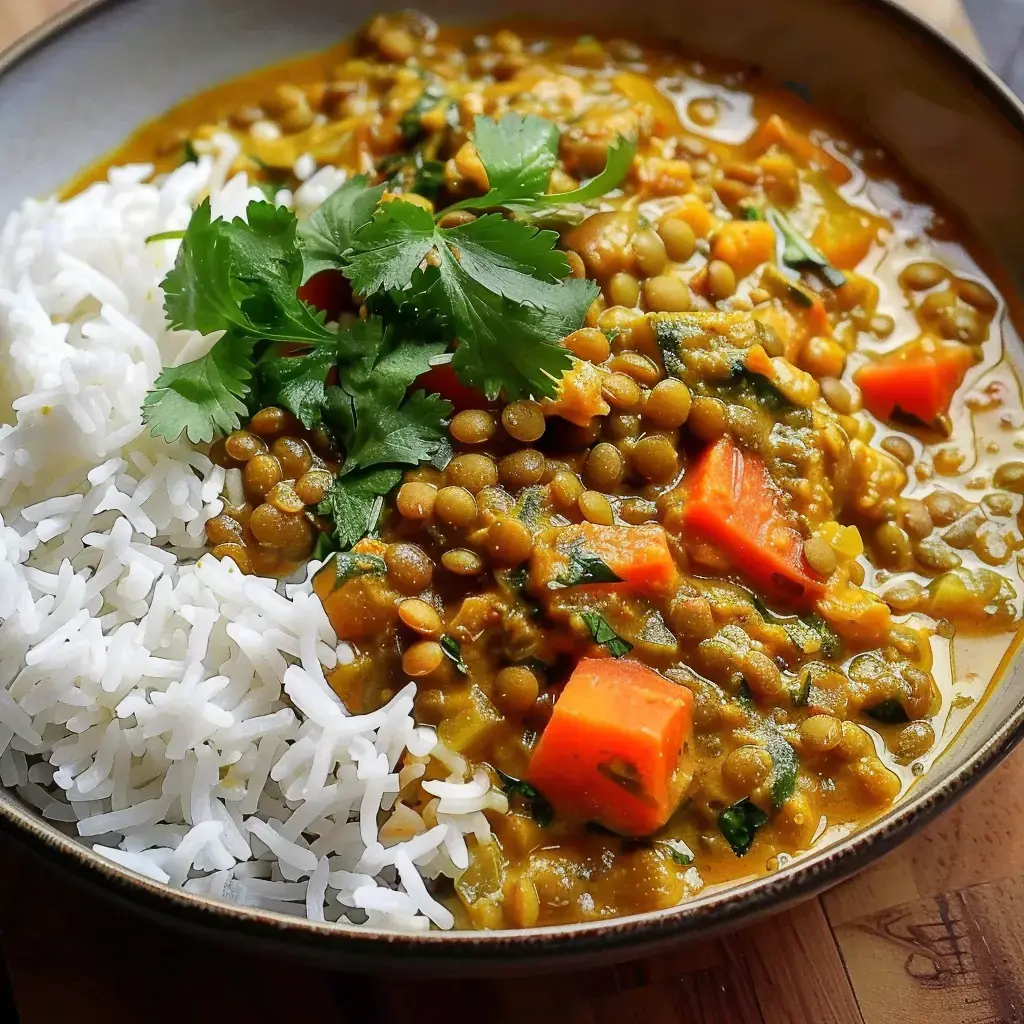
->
xmin=718 ymin=798 xmax=768 ymax=857
xmin=318 ymin=465 xmax=402 ymax=549
xmin=321 ymin=318 xmax=451 ymax=475
xmin=739 ymin=204 xmax=764 ymax=221
xmin=551 ymin=543 xmax=623 ymax=588
xmin=767 ymin=207 xmax=846 ymax=289
xmin=865 ymin=699 xmax=910 ymax=724
xmin=145 ymin=230 xmax=186 ymax=245
xmin=753 ymin=597 xmax=840 ymax=659
xmin=530 ymin=135 xmax=636 ymax=208
xmin=440 ymin=634 xmax=469 ymax=675
xmin=762 ymin=728 xmax=799 ymax=808
xmin=296 ymin=175 xmax=386 ymax=282
xmin=494 ymin=767 xmax=554 ymax=827
xmin=321 ymin=549 xmax=387 ymax=590
xmin=312 ymin=531 xmax=339 ymax=562
xmin=142 ymin=333 xmax=254 ymax=444
xmin=255 ymin=342 xmax=340 ymax=429
xmin=581 ymin=611 xmax=633 ymax=658
xmin=450 ymin=113 xmax=560 ymax=211
xmin=433 ymin=260 xmax=593 ymax=400
xmin=658 ymin=838 xmax=694 ymax=866
xmin=162 ymin=199 xmax=336 ymax=344
xmin=727 ymin=359 xmax=794 ymax=414
xmin=444 ymin=213 xmax=571 ymax=289
xmin=399 ymin=83 xmax=457 ymax=143
xmin=344 ymin=200 xmax=437 ymax=297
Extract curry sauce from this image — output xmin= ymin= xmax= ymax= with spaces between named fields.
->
xmin=80 ymin=13 xmax=1024 ymax=928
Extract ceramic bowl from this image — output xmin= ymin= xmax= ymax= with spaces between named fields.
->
xmin=2 ymin=0 xmax=1024 ymax=975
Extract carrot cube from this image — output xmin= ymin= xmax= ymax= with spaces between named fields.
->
xmin=528 ymin=658 xmax=694 ymax=837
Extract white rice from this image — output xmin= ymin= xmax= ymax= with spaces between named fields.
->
xmin=0 ymin=149 xmax=500 ymax=931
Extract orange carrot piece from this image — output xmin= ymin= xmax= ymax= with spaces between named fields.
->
xmin=530 ymin=522 xmax=679 ymax=596
xmin=679 ymin=436 xmax=826 ymax=604
xmin=748 ymin=114 xmax=852 ymax=185
xmin=528 ymin=658 xmax=694 ymax=836
xmin=854 ymin=337 xmax=976 ymax=424
xmin=711 ymin=220 xmax=776 ymax=279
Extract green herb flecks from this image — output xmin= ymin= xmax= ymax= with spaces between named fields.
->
xmin=494 ymin=768 xmax=554 ymax=827
xmin=718 ymin=798 xmax=769 ymax=857
xmin=767 ymin=207 xmax=846 ymax=289
xmin=440 ymin=634 xmax=469 ymax=675
xmin=658 ymin=838 xmax=694 ymax=866
xmin=581 ymin=612 xmax=633 ymax=658
xmin=550 ymin=543 xmax=623 ymax=589
xmin=320 ymin=550 xmax=387 ymax=590
xmin=865 ymin=699 xmax=910 ymax=724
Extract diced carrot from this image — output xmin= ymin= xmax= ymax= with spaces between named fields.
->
xmin=745 ymin=343 xmax=776 ymax=379
xmin=854 ymin=337 xmax=976 ymax=424
xmin=413 ymin=362 xmax=487 ymax=413
xmin=810 ymin=212 xmax=877 ymax=271
xmin=530 ymin=522 xmax=679 ymax=596
xmin=711 ymin=220 xmax=776 ymax=279
xmin=297 ymin=270 xmax=353 ymax=323
xmin=676 ymin=436 xmax=826 ymax=604
xmin=748 ymin=114 xmax=852 ymax=185
xmin=528 ymin=658 xmax=694 ymax=836
xmin=661 ymin=194 xmax=714 ymax=239
xmin=541 ymin=359 xmax=610 ymax=427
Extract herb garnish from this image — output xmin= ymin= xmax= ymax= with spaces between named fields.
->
xmin=439 ymin=634 xmax=469 ymax=675
xmin=551 ymin=543 xmax=623 ymax=589
xmin=581 ymin=612 xmax=633 ymax=658
xmin=718 ymin=797 xmax=769 ymax=857
xmin=767 ymin=207 xmax=846 ymax=289
xmin=143 ymin=113 xmax=634 ymax=547
xmin=494 ymin=767 xmax=554 ymax=827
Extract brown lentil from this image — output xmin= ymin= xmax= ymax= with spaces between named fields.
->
xmin=657 ymin=217 xmax=697 ymax=262
xmin=396 ymin=481 xmax=438 ymax=520
xmin=706 ymin=259 xmax=737 ymax=300
xmin=294 ymin=469 xmax=333 ymax=505
xmin=501 ymin=401 xmax=546 ymax=443
xmin=225 ymin=430 xmax=267 ymax=462
xmin=450 ymin=409 xmax=497 ymax=445
xmin=402 ymin=640 xmax=444 ymax=677
xmin=484 ymin=517 xmax=534 ymax=564
xmin=494 ymin=665 xmax=540 ymax=714
xmin=578 ymin=490 xmax=614 ymax=525
xmin=630 ymin=433 xmax=678 ymax=481
xmin=244 ymin=454 xmax=283 ymax=498
xmin=266 ymin=482 xmax=306 ymax=514
xmin=564 ymin=328 xmax=611 ymax=364
xmin=601 ymin=372 xmax=643 ymax=411
xmin=643 ymin=273 xmax=692 ymax=312
xmin=643 ymin=378 xmax=692 ymax=428
xmin=499 ymin=449 xmax=547 ymax=488
xmin=446 ymin=453 xmax=499 ymax=493
xmin=802 ymin=536 xmax=837 ymax=577
xmin=398 ymin=598 xmax=443 ymax=636
xmin=385 ymin=542 xmax=434 ymax=594
xmin=441 ymin=548 xmax=484 ymax=575
xmin=585 ymin=442 xmax=625 ymax=489
xmin=434 ymin=485 xmax=478 ymax=528
xmin=271 ymin=437 xmax=313 ymax=479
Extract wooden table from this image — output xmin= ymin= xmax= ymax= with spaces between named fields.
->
xmin=1 ymin=2 xmax=1016 ymax=1023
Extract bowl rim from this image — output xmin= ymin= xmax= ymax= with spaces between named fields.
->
xmin=3 ymin=0 xmax=1024 ymax=968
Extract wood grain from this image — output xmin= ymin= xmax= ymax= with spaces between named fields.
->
xmin=0 ymin=2 xmax=1012 ymax=1024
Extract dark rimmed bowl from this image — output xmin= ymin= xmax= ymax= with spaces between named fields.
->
xmin=2 ymin=0 xmax=1024 ymax=975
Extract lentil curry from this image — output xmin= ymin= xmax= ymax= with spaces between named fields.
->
xmin=90 ymin=12 xmax=1024 ymax=928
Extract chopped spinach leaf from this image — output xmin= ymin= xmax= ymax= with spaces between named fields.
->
xmin=728 ymin=359 xmax=794 ymax=414
xmin=494 ymin=767 xmax=554 ymax=827
xmin=718 ymin=798 xmax=769 ymax=857
xmin=658 ymin=838 xmax=694 ymax=866
xmin=440 ymin=634 xmax=469 ymax=675
xmin=551 ymin=543 xmax=623 ymax=588
xmin=865 ymin=699 xmax=910 ymax=724
xmin=762 ymin=728 xmax=799 ymax=808
xmin=321 ymin=549 xmax=387 ymax=590
xmin=581 ymin=611 xmax=633 ymax=658
xmin=767 ymin=207 xmax=846 ymax=289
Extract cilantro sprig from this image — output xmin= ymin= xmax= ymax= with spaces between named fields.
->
xmin=142 ymin=111 xmax=635 ymax=547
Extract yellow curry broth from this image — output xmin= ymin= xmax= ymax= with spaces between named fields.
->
xmin=78 ymin=13 xmax=1024 ymax=929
